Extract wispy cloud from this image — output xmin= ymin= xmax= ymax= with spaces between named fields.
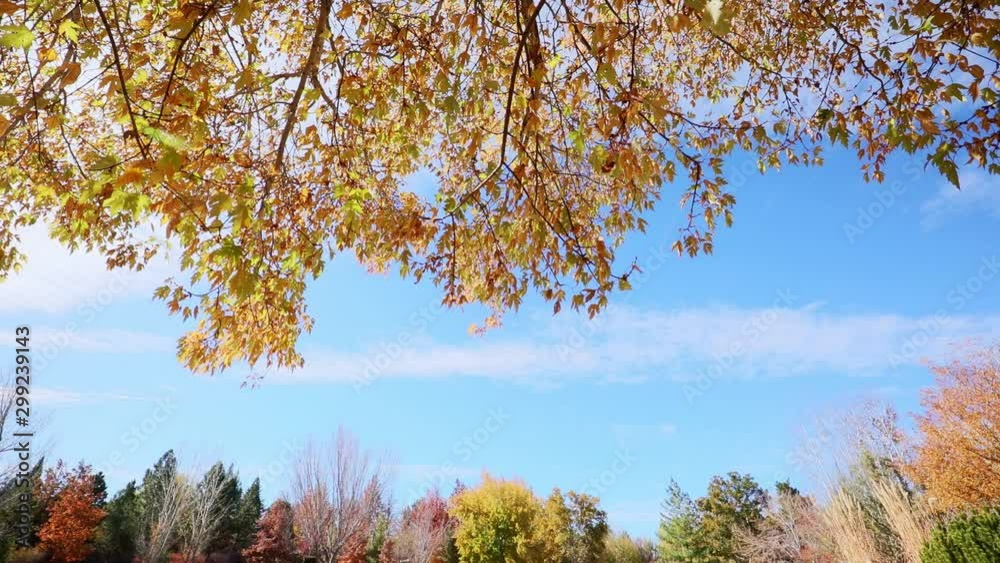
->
xmin=29 ymin=327 xmax=176 ymax=354
xmin=8 ymin=386 xmax=159 ymax=406
xmin=1 ymin=326 xmax=175 ymax=367
xmin=0 ymin=223 xmax=173 ymax=315
xmin=271 ymin=303 xmax=1000 ymax=386
xmin=921 ymin=168 xmax=1000 ymax=229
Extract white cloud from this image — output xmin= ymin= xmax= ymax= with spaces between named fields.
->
xmin=271 ymin=302 xmax=1000 ymax=386
xmin=920 ymin=169 xmax=1000 ymax=229
xmin=0 ymin=223 xmax=173 ymax=315
xmin=29 ymin=326 xmax=175 ymax=354
xmin=4 ymin=386 xmax=156 ymax=406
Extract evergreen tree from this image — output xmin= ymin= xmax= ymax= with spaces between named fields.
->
xmin=235 ymin=478 xmax=263 ymax=550
xmin=94 ymin=481 xmax=141 ymax=563
xmin=695 ymin=472 xmax=768 ymax=562
xmin=921 ymin=509 xmax=1000 ymax=563
xmin=656 ymin=480 xmax=712 ymax=563
xmin=202 ymin=462 xmax=242 ymax=553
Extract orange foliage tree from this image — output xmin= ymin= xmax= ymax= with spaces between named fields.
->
xmin=243 ymin=500 xmax=297 ymax=563
xmin=38 ymin=463 xmax=107 ymax=563
xmin=910 ymin=346 xmax=1000 ymax=510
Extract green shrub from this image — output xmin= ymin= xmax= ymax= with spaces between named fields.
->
xmin=921 ymin=508 xmax=1000 ymax=563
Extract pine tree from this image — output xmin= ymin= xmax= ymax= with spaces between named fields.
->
xmin=235 ymin=478 xmax=263 ymax=550
xmin=94 ymin=481 xmax=141 ymax=563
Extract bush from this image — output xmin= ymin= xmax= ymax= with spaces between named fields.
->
xmin=921 ymin=508 xmax=1000 ymax=563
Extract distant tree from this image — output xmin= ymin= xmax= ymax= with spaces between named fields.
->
xmin=37 ymin=463 xmax=106 ymax=562
xmin=443 ymin=483 xmax=465 ymax=563
xmin=395 ymin=490 xmax=451 ymax=563
xmin=734 ymin=483 xmax=831 ymax=563
xmin=337 ymin=533 xmax=370 ymax=563
xmin=290 ymin=429 xmax=388 ymax=563
xmin=242 ymin=500 xmax=296 ymax=563
xmin=538 ymin=489 xmax=608 ymax=563
xmin=449 ymin=475 xmax=549 ymax=563
xmin=92 ymin=473 xmax=109 ymax=508
xmin=920 ymin=508 xmax=1000 ymax=563
xmin=234 ymin=478 xmax=263 ymax=550
xmin=365 ymin=514 xmax=392 ymax=563
xmin=377 ymin=537 xmax=396 ymax=563
xmin=605 ymin=532 xmax=655 ymax=563
xmin=910 ymin=346 xmax=1000 ymax=510
xmin=94 ymin=481 xmax=142 ymax=562
xmin=179 ymin=464 xmax=233 ymax=561
xmin=206 ymin=464 xmax=242 ymax=553
xmin=696 ymin=472 xmax=769 ymax=562
xmin=656 ymin=480 xmax=711 ymax=563
xmin=136 ymin=452 xmax=191 ymax=563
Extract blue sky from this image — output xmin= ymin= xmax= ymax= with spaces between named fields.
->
xmin=2 ymin=147 xmax=998 ymax=537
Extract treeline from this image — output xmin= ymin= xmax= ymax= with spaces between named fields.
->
xmin=0 ymin=345 xmax=997 ymax=563
xmin=0 ymin=441 xmax=653 ymax=563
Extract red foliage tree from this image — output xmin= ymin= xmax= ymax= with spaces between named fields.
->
xmin=37 ymin=463 xmax=106 ymax=563
xmin=336 ymin=532 xmax=370 ymax=563
xmin=242 ymin=500 xmax=297 ymax=563
xmin=395 ymin=490 xmax=453 ymax=563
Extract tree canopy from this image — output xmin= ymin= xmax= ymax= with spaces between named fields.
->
xmin=909 ymin=346 xmax=1000 ymax=510
xmin=1 ymin=0 xmax=997 ymax=373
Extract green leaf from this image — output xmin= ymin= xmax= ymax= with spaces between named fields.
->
xmin=0 ymin=25 xmax=34 ymax=49
xmin=90 ymin=153 xmax=120 ymax=171
xmin=142 ymin=126 xmax=189 ymax=150
xmin=569 ymin=130 xmax=586 ymax=155
xmin=938 ymin=159 xmax=960 ymax=189
xmin=58 ymin=19 xmax=80 ymax=43
xmin=104 ymin=190 xmax=130 ymax=214
xmin=0 ymin=93 xmax=17 ymax=106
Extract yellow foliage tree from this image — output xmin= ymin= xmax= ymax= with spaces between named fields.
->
xmin=1 ymin=0 xmax=997 ymax=373
xmin=449 ymin=475 xmax=556 ymax=563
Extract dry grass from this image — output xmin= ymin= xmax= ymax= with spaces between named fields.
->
xmin=822 ymin=488 xmax=880 ymax=563
xmin=870 ymin=476 xmax=933 ymax=563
